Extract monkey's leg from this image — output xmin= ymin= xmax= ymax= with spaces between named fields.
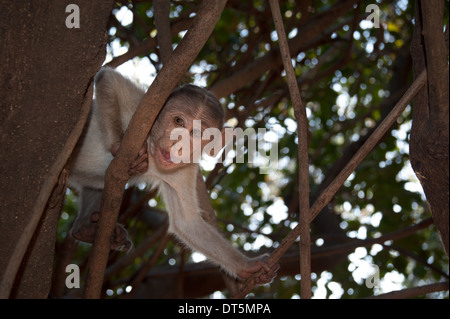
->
xmin=71 ymin=187 xmax=132 ymax=252
xmin=71 ymin=187 xmax=102 ymax=243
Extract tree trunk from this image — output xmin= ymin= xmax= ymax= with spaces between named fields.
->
xmin=410 ymin=0 xmax=449 ymax=257
xmin=0 ymin=0 xmax=113 ymax=298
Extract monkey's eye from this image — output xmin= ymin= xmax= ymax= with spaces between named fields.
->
xmin=174 ymin=117 xmax=184 ymax=127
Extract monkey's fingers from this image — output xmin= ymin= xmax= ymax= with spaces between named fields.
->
xmin=130 ymin=152 xmax=148 ymax=168
xmin=254 ymin=263 xmax=280 ymax=285
xmin=139 ymin=141 xmax=148 ymax=156
xmin=268 ymin=262 xmax=280 ymax=277
xmin=134 ymin=141 xmax=148 ymax=162
xmin=130 ymin=142 xmax=149 ymax=170
xmin=128 ymin=160 xmax=149 ymax=176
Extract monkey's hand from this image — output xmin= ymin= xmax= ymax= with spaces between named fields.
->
xmin=237 ymin=255 xmax=279 ymax=285
xmin=110 ymin=141 xmax=149 ymax=176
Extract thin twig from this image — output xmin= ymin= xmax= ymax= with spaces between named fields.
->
xmin=312 ymin=218 xmax=436 ymax=259
xmin=125 ymin=234 xmax=170 ymax=298
xmin=106 ymin=18 xmax=192 ymax=68
xmin=269 ymin=0 xmax=311 ymax=299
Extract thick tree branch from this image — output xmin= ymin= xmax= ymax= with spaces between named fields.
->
xmin=0 ymin=81 xmax=94 ymax=299
xmin=410 ymin=0 xmax=449 ymax=257
xmin=82 ymin=0 xmax=228 ymax=299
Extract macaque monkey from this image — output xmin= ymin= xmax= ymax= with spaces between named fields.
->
xmin=67 ymin=67 xmax=278 ymax=284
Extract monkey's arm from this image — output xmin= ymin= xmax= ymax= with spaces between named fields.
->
xmin=160 ymin=168 xmax=278 ymax=283
xmin=94 ymin=68 xmax=149 ymax=175
xmin=195 ymin=167 xmax=219 ymax=227
xmin=94 ymin=67 xmax=146 ymax=152
xmin=170 ymin=200 xmax=277 ymax=283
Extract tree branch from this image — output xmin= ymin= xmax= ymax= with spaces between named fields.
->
xmin=269 ymin=0 xmax=311 ymax=299
xmin=0 ymin=80 xmax=94 ymax=299
xmin=308 ymin=70 xmax=426 ymax=222
xmin=106 ymin=18 xmax=192 ymax=68
xmin=125 ymin=234 xmax=170 ymax=297
xmin=154 ymin=0 xmax=173 ymax=65
xmin=210 ymin=0 xmax=359 ymax=98
xmin=410 ymin=0 xmax=449 ymax=257
xmin=233 ymin=70 xmax=427 ymax=299
xmin=313 ymin=218 xmax=434 ymax=258
xmin=365 ymin=281 xmax=449 ymax=299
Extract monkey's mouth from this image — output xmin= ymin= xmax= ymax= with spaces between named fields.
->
xmin=158 ymin=148 xmax=173 ymax=164
xmin=154 ymin=147 xmax=177 ymax=170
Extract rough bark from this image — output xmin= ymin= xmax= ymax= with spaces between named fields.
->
xmin=0 ymin=0 xmax=113 ymax=298
xmin=410 ymin=0 xmax=449 ymax=257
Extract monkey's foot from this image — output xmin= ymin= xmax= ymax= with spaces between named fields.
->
xmin=71 ymin=212 xmax=133 ymax=252
xmin=110 ymin=223 xmax=133 ymax=252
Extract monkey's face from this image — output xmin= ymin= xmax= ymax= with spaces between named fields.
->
xmin=148 ymin=97 xmax=222 ymax=172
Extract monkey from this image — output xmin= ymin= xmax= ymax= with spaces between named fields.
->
xmin=66 ymin=67 xmax=278 ymax=284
